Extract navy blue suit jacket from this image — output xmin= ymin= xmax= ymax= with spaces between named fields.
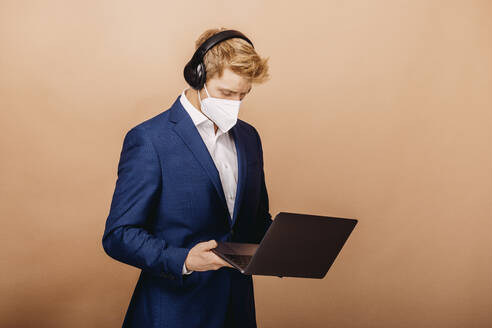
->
xmin=102 ymin=95 xmax=273 ymax=328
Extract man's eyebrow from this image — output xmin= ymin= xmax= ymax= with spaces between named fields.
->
xmin=219 ymin=87 xmax=252 ymax=94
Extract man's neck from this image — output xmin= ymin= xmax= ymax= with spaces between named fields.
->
xmin=185 ymin=88 xmax=219 ymax=135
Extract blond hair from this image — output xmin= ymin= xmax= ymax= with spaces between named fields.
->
xmin=195 ymin=27 xmax=270 ymax=84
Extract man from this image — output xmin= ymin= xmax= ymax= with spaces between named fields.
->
xmin=102 ymin=28 xmax=272 ymax=328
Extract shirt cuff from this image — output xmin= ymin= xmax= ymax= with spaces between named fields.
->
xmin=182 ymin=261 xmax=193 ymax=275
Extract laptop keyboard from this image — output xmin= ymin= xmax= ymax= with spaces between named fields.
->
xmin=227 ymin=254 xmax=252 ymax=268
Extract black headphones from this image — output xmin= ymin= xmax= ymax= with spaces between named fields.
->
xmin=183 ymin=29 xmax=254 ymax=90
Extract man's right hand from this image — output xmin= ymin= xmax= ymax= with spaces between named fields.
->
xmin=184 ymin=240 xmax=234 ymax=272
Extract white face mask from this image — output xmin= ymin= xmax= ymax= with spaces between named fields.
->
xmin=198 ymin=83 xmax=241 ymax=133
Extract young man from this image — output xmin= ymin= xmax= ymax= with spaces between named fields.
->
xmin=102 ymin=28 xmax=271 ymax=328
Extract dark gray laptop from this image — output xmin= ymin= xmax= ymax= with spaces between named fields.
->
xmin=211 ymin=212 xmax=358 ymax=279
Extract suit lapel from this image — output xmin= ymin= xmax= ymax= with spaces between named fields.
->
xmin=230 ymin=124 xmax=247 ymax=228
xmin=169 ymin=96 xmax=248 ymax=227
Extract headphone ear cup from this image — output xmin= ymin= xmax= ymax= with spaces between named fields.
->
xmin=183 ymin=60 xmax=206 ymax=90
xmin=183 ymin=60 xmax=199 ymax=89
xmin=194 ymin=62 xmax=206 ymax=90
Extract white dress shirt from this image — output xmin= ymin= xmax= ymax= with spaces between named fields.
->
xmin=179 ymin=88 xmax=239 ymax=275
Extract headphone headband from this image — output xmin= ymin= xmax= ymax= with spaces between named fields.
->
xmin=192 ymin=29 xmax=254 ymax=62
xmin=183 ymin=29 xmax=254 ymax=90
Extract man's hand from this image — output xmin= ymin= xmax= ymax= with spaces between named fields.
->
xmin=184 ymin=240 xmax=234 ymax=272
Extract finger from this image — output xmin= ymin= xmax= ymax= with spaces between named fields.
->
xmin=195 ymin=239 xmax=215 ymax=251
xmin=217 ymin=255 xmax=234 ymax=268
xmin=209 ymin=252 xmax=226 ymax=266
xmin=202 ymin=239 xmax=218 ymax=251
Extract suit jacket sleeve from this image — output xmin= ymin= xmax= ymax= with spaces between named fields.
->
xmin=253 ymin=127 xmax=274 ymax=243
xmin=102 ymin=126 xmax=190 ymax=281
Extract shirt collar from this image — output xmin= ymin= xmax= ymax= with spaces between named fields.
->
xmin=179 ymin=88 xmax=210 ymax=127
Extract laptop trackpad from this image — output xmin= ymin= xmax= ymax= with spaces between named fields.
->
xmin=215 ymin=242 xmax=259 ymax=255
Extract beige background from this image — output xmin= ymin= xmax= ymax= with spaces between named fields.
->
xmin=1 ymin=1 xmax=491 ymax=327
